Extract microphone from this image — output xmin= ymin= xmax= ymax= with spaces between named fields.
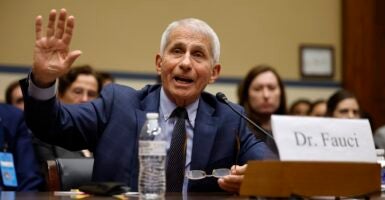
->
xmin=216 ymin=92 xmax=274 ymax=140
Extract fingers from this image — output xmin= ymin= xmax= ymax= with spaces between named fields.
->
xmin=55 ymin=8 xmax=67 ymax=39
xmin=35 ymin=15 xmax=43 ymax=40
xmin=218 ymin=164 xmax=248 ymax=193
xmin=218 ymin=179 xmax=238 ymax=193
xmin=64 ymin=50 xmax=82 ymax=69
xmin=62 ymin=15 xmax=75 ymax=45
xmin=46 ymin=9 xmax=57 ymax=38
xmin=231 ymin=164 xmax=248 ymax=175
xmin=41 ymin=8 xmax=72 ymax=42
xmin=218 ymin=175 xmax=244 ymax=193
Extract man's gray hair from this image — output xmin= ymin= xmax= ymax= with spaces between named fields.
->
xmin=160 ymin=18 xmax=220 ymax=65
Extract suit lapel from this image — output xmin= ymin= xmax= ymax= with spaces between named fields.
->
xmin=190 ymin=98 xmax=218 ymax=170
xmin=135 ymin=86 xmax=161 ymax=136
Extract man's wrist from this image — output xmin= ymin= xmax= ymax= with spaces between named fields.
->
xmin=28 ymin=73 xmax=57 ymax=100
xmin=30 ymin=72 xmax=56 ymax=88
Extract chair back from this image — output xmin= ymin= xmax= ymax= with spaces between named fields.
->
xmin=44 ymin=158 xmax=94 ymax=191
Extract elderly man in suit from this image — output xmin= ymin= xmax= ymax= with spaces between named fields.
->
xmin=21 ymin=8 xmax=276 ymax=193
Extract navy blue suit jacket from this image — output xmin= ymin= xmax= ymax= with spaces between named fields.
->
xmin=0 ymin=104 xmax=43 ymax=191
xmin=21 ymin=80 xmax=276 ymax=192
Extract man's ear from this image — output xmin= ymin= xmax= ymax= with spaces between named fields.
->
xmin=155 ymin=54 xmax=162 ymax=75
xmin=209 ymin=64 xmax=221 ymax=84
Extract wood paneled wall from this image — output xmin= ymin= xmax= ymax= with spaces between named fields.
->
xmin=342 ymin=0 xmax=385 ymax=130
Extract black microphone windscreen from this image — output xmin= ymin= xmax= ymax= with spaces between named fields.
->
xmin=216 ymin=92 xmax=228 ymax=103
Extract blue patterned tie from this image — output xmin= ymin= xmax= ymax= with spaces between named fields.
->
xmin=166 ymin=107 xmax=188 ymax=192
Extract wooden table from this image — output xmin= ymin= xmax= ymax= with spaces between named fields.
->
xmin=2 ymin=191 xmax=384 ymax=199
xmin=0 ymin=192 xmax=248 ymax=200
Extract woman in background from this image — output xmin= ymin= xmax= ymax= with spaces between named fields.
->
xmin=238 ymin=64 xmax=287 ymax=155
xmin=326 ymin=89 xmax=360 ymax=119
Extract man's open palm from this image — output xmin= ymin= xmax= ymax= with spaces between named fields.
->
xmin=33 ymin=8 xmax=81 ymax=87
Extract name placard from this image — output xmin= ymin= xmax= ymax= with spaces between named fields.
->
xmin=271 ymin=115 xmax=376 ymax=163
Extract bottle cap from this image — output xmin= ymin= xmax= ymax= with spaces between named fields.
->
xmin=146 ymin=113 xmax=159 ymax=119
xmin=376 ymin=149 xmax=385 ymax=156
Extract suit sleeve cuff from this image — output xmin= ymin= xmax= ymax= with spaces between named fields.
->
xmin=28 ymin=76 xmax=57 ymax=100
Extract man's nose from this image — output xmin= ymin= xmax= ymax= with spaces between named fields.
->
xmin=179 ymin=54 xmax=192 ymax=70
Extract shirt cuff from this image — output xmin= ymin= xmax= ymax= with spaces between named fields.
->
xmin=28 ymin=77 xmax=57 ymax=100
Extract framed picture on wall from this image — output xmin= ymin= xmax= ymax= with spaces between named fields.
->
xmin=300 ymin=45 xmax=334 ymax=79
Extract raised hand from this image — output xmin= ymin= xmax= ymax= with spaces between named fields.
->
xmin=33 ymin=8 xmax=82 ymax=87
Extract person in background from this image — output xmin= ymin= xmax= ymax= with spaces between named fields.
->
xmin=97 ymin=71 xmax=115 ymax=87
xmin=308 ymin=99 xmax=327 ymax=117
xmin=237 ymin=64 xmax=287 ymax=155
xmin=21 ymin=8 xmax=276 ymax=193
xmin=325 ymin=90 xmax=378 ymax=146
xmin=0 ymin=104 xmax=43 ymax=191
xmin=33 ymin=65 xmax=101 ymax=165
xmin=375 ymin=125 xmax=385 ymax=149
xmin=58 ymin=65 xmax=102 ymax=104
xmin=5 ymin=80 xmax=24 ymax=110
xmin=326 ymin=89 xmax=360 ymax=119
xmin=288 ymin=98 xmax=311 ymax=116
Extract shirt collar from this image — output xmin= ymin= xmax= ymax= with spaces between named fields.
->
xmin=159 ymin=87 xmax=199 ymax=127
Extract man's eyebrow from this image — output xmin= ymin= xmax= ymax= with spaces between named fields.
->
xmin=167 ymin=42 xmax=210 ymax=55
xmin=192 ymin=45 xmax=206 ymax=52
xmin=169 ymin=42 xmax=185 ymax=48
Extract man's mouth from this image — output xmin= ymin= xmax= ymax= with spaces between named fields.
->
xmin=174 ymin=76 xmax=193 ymax=84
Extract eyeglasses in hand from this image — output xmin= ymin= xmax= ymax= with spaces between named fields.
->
xmin=185 ymin=130 xmax=240 ymax=180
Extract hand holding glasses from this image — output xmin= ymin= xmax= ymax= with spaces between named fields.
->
xmin=186 ymin=130 xmax=240 ymax=180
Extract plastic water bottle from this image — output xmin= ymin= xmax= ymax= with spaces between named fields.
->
xmin=138 ymin=113 xmax=166 ymax=199
xmin=376 ymin=149 xmax=385 ymax=185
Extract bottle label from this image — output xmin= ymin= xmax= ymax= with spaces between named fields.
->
xmin=139 ymin=141 xmax=167 ymax=156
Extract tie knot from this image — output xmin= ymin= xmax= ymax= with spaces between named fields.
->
xmin=171 ymin=107 xmax=188 ymax=119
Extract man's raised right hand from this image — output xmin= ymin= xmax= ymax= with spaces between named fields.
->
xmin=33 ymin=8 xmax=82 ymax=88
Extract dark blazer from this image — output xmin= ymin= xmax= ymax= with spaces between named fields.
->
xmin=0 ymin=104 xmax=43 ymax=191
xmin=21 ymin=81 xmax=276 ymax=192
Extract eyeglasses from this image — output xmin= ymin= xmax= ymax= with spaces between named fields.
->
xmin=185 ymin=168 xmax=231 ymax=180
xmin=185 ymin=130 xmax=240 ymax=180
